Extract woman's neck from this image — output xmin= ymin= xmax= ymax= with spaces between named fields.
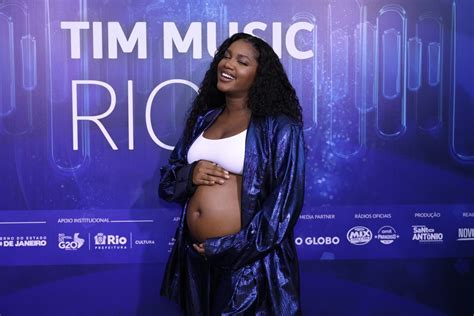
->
xmin=223 ymin=97 xmax=250 ymax=116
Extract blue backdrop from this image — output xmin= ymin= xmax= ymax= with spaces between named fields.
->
xmin=0 ymin=0 xmax=473 ymax=315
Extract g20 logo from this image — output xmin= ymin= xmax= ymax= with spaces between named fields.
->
xmin=58 ymin=233 xmax=85 ymax=251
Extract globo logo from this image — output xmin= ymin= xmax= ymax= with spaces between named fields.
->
xmin=295 ymin=236 xmax=340 ymax=246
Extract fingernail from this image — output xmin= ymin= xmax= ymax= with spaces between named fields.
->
xmin=219 ymin=180 xmax=224 ymax=184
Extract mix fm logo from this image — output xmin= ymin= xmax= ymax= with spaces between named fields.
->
xmin=347 ymin=226 xmax=373 ymax=245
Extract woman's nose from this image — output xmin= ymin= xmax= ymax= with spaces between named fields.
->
xmin=223 ymin=58 xmax=235 ymax=69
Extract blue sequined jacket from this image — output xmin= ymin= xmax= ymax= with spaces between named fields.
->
xmin=159 ymin=108 xmax=305 ymax=315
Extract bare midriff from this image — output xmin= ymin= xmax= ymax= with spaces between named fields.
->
xmin=186 ymin=174 xmax=242 ymax=242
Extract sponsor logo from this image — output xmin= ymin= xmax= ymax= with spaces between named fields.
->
xmin=295 ymin=236 xmax=340 ymax=246
xmin=0 ymin=236 xmax=47 ymax=247
xmin=412 ymin=225 xmax=443 ymax=243
xmin=374 ymin=226 xmax=399 ymax=245
xmin=58 ymin=233 xmax=85 ymax=251
xmin=457 ymin=228 xmax=474 ymax=241
xmin=94 ymin=233 xmax=129 ymax=250
xmin=347 ymin=226 xmax=372 ymax=245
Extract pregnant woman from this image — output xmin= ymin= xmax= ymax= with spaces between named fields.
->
xmin=159 ymin=32 xmax=305 ymax=315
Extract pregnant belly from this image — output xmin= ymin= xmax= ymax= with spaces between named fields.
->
xmin=186 ymin=174 xmax=242 ymax=242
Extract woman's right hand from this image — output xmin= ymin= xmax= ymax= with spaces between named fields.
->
xmin=192 ymin=160 xmax=230 ymax=186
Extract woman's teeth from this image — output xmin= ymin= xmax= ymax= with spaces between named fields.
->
xmin=222 ymin=72 xmax=235 ymax=80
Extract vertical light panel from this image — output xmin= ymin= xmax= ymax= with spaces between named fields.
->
xmin=0 ymin=3 xmax=33 ymax=136
xmin=382 ymin=28 xmax=401 ymax=100
xmin=0 ymin=2 xmax=36 ymax=135
xmin=355 ymin=20 xmax=377 ymax=113
xmin=45 ymin=0 xmax=90 ymax=172
xmin=330 ymin=28 xmax=349 ymax=103
xmin=327 ymin=1 xmax=365 ymax=159
xmin=20 ymin=34 xmax=36 ymax=91
xmin=104 ymin=23 xmax=129 ymax=104
xmin=408 ymin=37 xmax=422 ymax=91
xmin=428 ymin=42 xmax=441 ymax=87
xmin=288 ymin=12 xmax=317 ymax=131
xmin=0 ymin=13 xmax=15 ymax=117
xmin=376 ymin=4 xmax=407 ymax=137
xmin=137 ymin=1 xmax=191 ymax=139
xmin=450 ymin=0 xmax=474 ymax=161
xmin=416 ymin=13 xmax=443 ymax=131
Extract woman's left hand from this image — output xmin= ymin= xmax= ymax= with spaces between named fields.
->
xmin=193 ymin=243 xmax=206 ymax=255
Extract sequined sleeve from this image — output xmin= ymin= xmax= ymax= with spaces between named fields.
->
xmin=158 ymin=134 xmax=197 ymax=204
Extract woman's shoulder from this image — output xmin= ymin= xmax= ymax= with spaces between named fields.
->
xmin=252 ymin=114 xmax=303 ymax=148
xmin=195 ymin=107 xmax=224 ymax=126
xmin=264 ymin=113 xmax=302 ymax=133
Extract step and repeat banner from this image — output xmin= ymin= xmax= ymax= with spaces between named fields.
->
xmin=1 ymin=0 xmax=473 ymax=315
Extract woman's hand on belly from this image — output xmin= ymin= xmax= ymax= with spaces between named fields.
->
xmin=192 ymin=160 xmax=230 ymax=186
xmin=193 ymin=243 xmax=205 ymax=255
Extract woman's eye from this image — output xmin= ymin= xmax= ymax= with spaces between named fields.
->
xmin=238 ymin=60 xmax=248 ymax=66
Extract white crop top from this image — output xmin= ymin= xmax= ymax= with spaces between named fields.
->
xmin=187 ymin=129 xmax=247 ymax=175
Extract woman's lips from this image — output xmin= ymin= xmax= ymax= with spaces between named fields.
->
xmin=220 ymin=71 xmax=235 ymax=81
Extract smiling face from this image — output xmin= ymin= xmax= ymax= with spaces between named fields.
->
xmin=216 ymin=39 xmax=259 ymax=99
